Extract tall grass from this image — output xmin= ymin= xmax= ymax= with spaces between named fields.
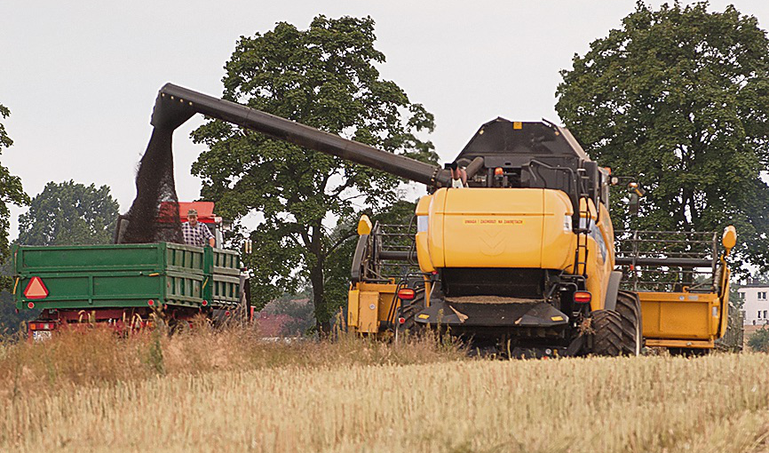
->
xmin=2 ymin=328 xmax=769 ymax=452
xmin=0 ymin=323 xmax=462 ymax=397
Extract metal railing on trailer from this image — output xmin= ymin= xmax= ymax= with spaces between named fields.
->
xmin=614 ymin=230 xmax=719 ymax=293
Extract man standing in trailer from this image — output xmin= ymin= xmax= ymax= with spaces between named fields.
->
xmin=182 ymin=208 xmax=215 ymax=247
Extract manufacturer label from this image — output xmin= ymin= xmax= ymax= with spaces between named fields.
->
xmin=463 ymin=219 xmax=524 ymax=225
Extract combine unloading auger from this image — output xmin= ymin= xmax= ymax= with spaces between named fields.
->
xmin=152 ymin=84 xmax=453 ymax=188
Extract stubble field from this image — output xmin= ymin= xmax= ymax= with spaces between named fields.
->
xmin=1 ymin=327 xmax=768 ymax=452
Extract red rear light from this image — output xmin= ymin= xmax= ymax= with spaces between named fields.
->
xmin=147 ymin=300 xmax=154 ymax=306
xmin=27 ymin=302 xmax=35 ymax=309
xmin=202 ymin=300 xmax=208 ymax=307
xmin=397 ymin=288 xmax=415 ymax=300
xmin=573 ymin=291 xmax=592 ymax=304
xmin=398 ymin=317 xmax=406 ymax=324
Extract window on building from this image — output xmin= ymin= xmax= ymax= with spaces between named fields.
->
xmin=759 ymin=311 xmax=763 ymax=319
xmin=764 ymin=310 xmax=767 ymax=319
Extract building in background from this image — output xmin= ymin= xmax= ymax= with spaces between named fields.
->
xmin=739 ymin=283 xmax=769 ymax=325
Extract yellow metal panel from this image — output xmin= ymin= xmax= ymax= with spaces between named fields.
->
xmin=347 ymin=289 xmax=360 ymax=329
xmin=718 ymin=276 xmax=730 ymax=338
xmin=645 ymin=339 xmax=714 ymax=349
xmin=540 ymin=190 xmax=574 ymax=270
xmin=599 ymin=204 xmax=616 ymax=266
xmin=442 ymin=188 xmax=545 ymax=215
xmin=415 ymin=195 xmax=431 ymax=216
xmin=639 ymin=292 xmax=718 ymax=341
xmin=378 ymin=291 xmax=397 ymax=325
xmin=358 ymin=291 xmax=380 ymax=334
xmin=428 ymin=189 xmax=448 ymax=268
xmin=352 ymin=282 xmax=398 ymax=334
xmin=437 ymin=188 xmax=546 ymax=268
xmin=416 ymin=232 xmax=435 ymax=273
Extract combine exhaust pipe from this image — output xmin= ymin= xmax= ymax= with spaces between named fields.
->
xmin=151 ymin=83 xmax=451 ymax=187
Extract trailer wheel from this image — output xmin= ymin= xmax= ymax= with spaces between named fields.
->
xmin=591 ymin=310 xmax=623 ymax=356
xmin=616 ymin=290 xmax=643 ymax=356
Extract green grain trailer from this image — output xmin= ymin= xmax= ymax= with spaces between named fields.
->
xmin=13 ymin=242 xmax=246 ymax=339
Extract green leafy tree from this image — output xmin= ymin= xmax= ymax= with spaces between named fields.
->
xmin=748 ymin=327 xmax=769 ymax=352
xmin=0 ymin=104 xmax=31 ymax=333
xmin=18 ymin=180 xmax=120 ymax=246
xmin=556 ymin=2 xmax=769 ymax=271
xmin=0 ymin=104 xmax=29 ymax=292
xmin=191 ymin=16 xmax=437 ymax=330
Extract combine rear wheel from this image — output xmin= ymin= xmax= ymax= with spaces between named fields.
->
xmin=616 ymin=290 xmax=643 ymax=356
xmin=591 ymin=310 xmax=623 ymax=356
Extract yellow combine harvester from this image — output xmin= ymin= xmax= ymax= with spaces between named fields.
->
xmin=148 ymin=83 xmax=735 ymax=357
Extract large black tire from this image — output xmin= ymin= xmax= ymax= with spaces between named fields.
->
xmin=591 ymin=309 xmax=623 ymax=356
xmin=616 ymin=290 xmax=643 ymax=356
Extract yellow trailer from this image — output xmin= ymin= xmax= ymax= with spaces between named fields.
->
xmin=617 ymin=227 xmax=736 ymax=352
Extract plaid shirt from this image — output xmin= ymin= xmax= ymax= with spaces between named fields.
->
xmin=182 ymin=222 xmax=214 ymax=247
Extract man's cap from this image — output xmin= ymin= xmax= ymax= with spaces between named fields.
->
xmin=187 ymin=209 xmax=198 ymax=216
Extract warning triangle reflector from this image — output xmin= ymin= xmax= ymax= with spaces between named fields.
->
xmin=24 ymin=276 xmax=49 ymax=299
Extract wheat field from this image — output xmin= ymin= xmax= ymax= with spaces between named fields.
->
xmin=2 ymin=329 xmax=769 ymax=452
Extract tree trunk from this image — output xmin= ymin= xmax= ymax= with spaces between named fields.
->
xmin=309 ymin=262 xmax=331 ymax=334
xmin=307 ymin=221 xmax=331 ymax=334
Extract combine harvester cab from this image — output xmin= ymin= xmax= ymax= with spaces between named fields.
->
xmin=14 ymin=202 xmax=250 ymax=339
xmin=616 ymin=226 xmax=737 ymax=353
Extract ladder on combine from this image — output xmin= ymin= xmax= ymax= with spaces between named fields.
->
xmin=573 ymin=168 xmax=595 ymax=278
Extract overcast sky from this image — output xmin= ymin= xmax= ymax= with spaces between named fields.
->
xmin=3 ymin=1 xmax=769 ymax=238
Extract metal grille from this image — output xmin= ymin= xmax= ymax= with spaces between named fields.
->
xmin=373 ymin=222 xmax=420 ymax=280
xmin=615 ymin=230 xmax=719 ymax=292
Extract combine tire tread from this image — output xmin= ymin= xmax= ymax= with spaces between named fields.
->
xmin=396 ymin=292 xmax=426 ymax=335
xmin=616 ymin=290 xmax=643 ymax=355
xmin=591 ymin=310 xmax=623 ymax=356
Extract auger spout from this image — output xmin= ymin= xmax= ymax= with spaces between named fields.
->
xmin=151 ymin=83 xmax=451 ymax=187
